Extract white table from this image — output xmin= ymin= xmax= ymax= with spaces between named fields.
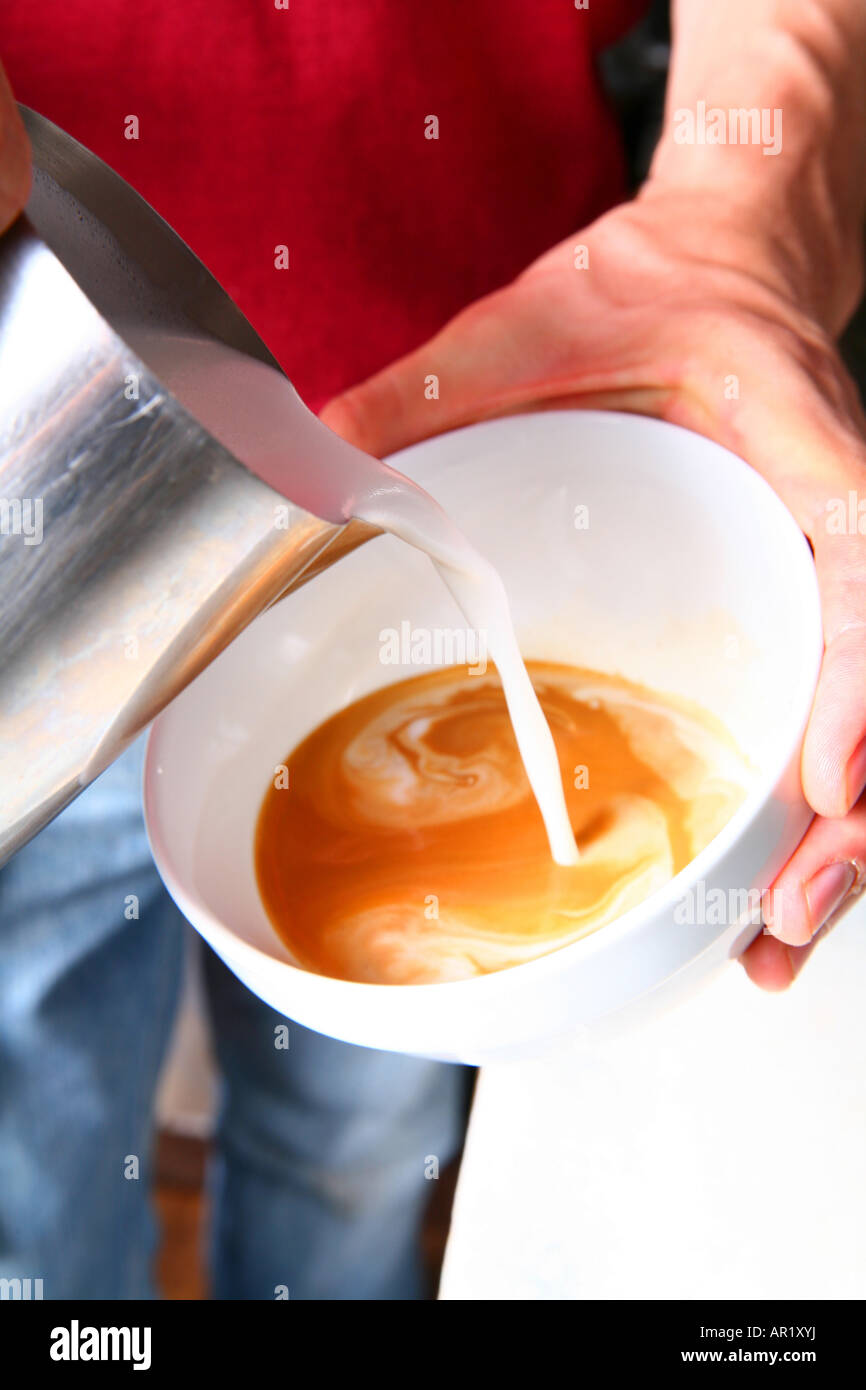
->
xmin=441 ymin=901 xmax=866 ymax=1300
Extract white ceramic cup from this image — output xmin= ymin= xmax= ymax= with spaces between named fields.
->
xmin=144 ymin=411 xmax=822 ymax=1064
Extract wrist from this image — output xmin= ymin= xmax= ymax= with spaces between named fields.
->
xmin=645 ymin=14 xmax=866 ymax=335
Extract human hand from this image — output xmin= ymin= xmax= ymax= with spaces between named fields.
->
xmin=321 ymin=186 xmax=866 ymax=990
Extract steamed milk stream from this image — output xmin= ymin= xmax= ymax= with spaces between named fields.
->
xmin=126 ymin=329 xmax=578 ymax=865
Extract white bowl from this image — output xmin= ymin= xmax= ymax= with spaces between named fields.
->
xmin=144 ymin=411 xmax=822 ymax=1063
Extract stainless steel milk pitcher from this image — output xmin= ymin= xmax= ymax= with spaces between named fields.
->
xmin=0 ymin=107 xmax=374 ymax=865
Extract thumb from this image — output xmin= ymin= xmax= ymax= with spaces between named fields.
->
xmin=713 ymin=356 xmax=866 ymax=820
xmin=319 ymin=282 xmax=551 ymax=458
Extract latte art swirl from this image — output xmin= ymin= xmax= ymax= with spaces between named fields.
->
xmin=339 ymin=684 xmax=535 ymax=827
xmin=255 ymin=664 xmax=750 ymax=985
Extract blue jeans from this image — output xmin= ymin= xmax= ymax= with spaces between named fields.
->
xmin=0 ymin=739 xmax=467 ymax=1299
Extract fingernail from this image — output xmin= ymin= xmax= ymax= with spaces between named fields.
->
xmin=804 ymin=861 xmax=857 ymax=935
xmin=846 ymin=736 xmax=866 ymax=809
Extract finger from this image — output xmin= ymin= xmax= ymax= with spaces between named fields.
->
xmin=739 ymin=924 xmax=848 ymax=991
xmin=320 ymin=283 xmax=543 ymax=457
xmin=740 ymin=786 xmax=866 ymax=990
xmin=803 ymin=535 xmax=866 ymax=818
xmin=739 ymin=931 xmax=796 ymax=991
xmin=759 ymin=791 xmax=866 ymax=947
xmin=692 ymin=342 xmax=866 ymax=820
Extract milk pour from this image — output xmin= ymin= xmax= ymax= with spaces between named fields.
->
xmin=125 ymin=330 xmax=579 ymax=865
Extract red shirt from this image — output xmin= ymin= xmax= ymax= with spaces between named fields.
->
xmin=2 ymin=0 xmax=647 ymax=411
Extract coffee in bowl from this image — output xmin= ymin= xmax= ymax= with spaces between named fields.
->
xmin=255 ymin=662 xmax=750 ymax=984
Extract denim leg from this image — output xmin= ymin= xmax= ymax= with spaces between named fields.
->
xmin=0 ymin=739 xmax=184 ymax=1299
xmin=202 ymin=947 xmax=470 ymax=1300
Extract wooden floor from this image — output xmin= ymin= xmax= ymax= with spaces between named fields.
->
xmin=153 ymin=1130 xmax=457 ymax=1299
xmin=154 ymin=1133 xmax=209 ymax=1300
